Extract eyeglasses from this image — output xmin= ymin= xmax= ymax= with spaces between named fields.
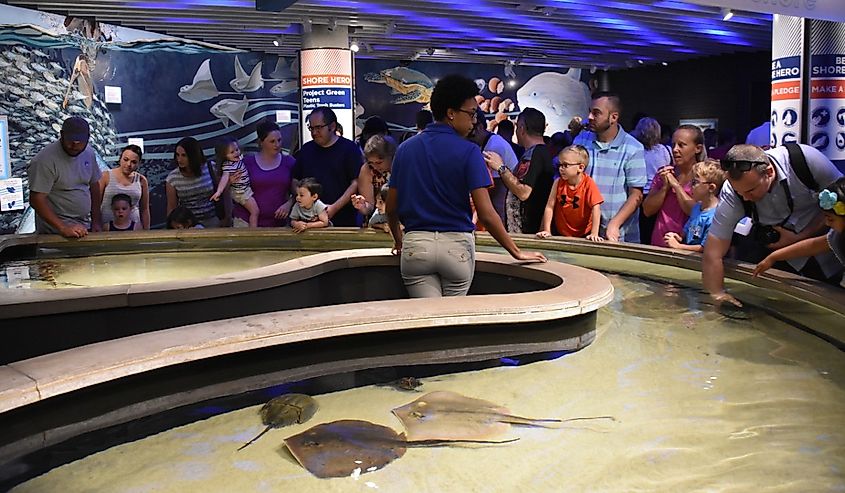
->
xmin=455 ymin=108 xmax=478 ymax=121
xmin=307 ymin=123 xmax=330 ymax=133
xmin=559 ymin=162 xmax=582 ymax=168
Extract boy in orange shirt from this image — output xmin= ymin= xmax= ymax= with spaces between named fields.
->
xmin=537 ymin=145 xmax=604 ymax=241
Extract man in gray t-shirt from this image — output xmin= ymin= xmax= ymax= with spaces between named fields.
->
xmin=703 ymin=144 xmax=842 ymax=306
xmin=28 ymin=116 xmax=102 ymax=238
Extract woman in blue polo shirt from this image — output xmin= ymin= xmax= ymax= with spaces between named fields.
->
xmin=386 ymin=74 xmax=546 ymax=298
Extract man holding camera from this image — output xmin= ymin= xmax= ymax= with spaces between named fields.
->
xmin=703 ymin=143 xmax=842 ymax=306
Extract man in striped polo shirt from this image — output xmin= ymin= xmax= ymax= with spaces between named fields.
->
xmin=571 ymin=92 xmax=647 ymax=242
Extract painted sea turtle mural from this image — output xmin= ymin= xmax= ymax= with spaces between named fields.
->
xmin=364 ymin=67 xmax=434 ymax=105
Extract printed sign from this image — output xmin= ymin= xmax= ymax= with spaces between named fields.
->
xmin=771 ymin=56 xmax=803 ymax=148
xmin=299 ymin=48 xmax=354 ymax=145
xmin=0 ymin=177 xmax=24 ymax=211
xmin=0 ymin=116 xmax=9 ymax=180
xmin=809 ymin=54 xmax=845 ymax=163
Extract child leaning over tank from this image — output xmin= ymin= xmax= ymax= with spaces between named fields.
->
xmin=290 ymin=178 xmax=330 ymax=233
xmin=753 ymin=177 xmax=845 ymax=287
xmin=663 ymin=159 xmax=726 ymax=253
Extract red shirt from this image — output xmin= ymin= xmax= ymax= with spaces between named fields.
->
xmin=553 ymin=174 xmax=604 ymax=237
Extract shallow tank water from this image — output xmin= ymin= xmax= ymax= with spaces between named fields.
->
xmin=0 ymin=229 xmax=842 ymax=491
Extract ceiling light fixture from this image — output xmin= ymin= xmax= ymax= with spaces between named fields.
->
xmin=385 ymin=21 xmax=396 ymax=37
xmin=350 ymin=41 xmax=359 ymax=53
xmin=661 ymin=61 xmax=668 ymax=66
xmin=721 ymin=7 xmax=734 ymax=21
xmin=272 ymin=37 xmax=280 ymax=47
xmin=301 ymin=17 xmax=313 ymax=33
xmin=425 ymin=47 xmax=435 ymax=56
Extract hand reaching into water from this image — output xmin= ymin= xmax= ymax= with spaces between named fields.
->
xmin=514 ymin=251 xmax=547 ymax=263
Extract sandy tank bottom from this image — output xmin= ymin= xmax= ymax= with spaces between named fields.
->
xmin=12 ymin=275 xmax=845 ymax=492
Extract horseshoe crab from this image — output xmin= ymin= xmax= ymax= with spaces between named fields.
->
xmin=237 ymin=393 xmax=318 ymax=451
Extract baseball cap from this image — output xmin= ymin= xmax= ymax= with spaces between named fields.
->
xmin=61 ymin=116 xmax=90 ymax=142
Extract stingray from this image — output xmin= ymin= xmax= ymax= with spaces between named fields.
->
xmin=392 ymin=391 xmax=613 ymax=441
xmin=269 ymin=80 xmax=298 ymax=97
xmin=210 ymin=96 xmax=249 ymax=127
xmin=179 ymin=59 xmax=236 ymax=103
xmin=284 ymin=419 xmax=516 ymax=479
xmin=238 ymin=393 xmax=318 ymax=451
xmin=230 ymin=56 xmax=264 ymax=93
xmin=267 ymin=56 xmax=298 ymax=80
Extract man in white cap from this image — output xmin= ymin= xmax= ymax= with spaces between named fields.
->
xmin=28 ymin=116 xmax=102 ymax=238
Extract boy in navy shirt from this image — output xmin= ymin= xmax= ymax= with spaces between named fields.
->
xmin=664 ymin=159 xmax=725 ymax=253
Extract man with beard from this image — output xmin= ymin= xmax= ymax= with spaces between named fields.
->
xmin=293 ymin=107 xmax=362 ymax=227
xmin=570 ymin=92 xmax=646 ymax=242
xmin=28 ymin=116 xmax=102 ymax=238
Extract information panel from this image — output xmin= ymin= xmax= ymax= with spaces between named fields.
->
xmin=299 ymin=48 xmax=354 ymax=145
xmin=808 ymin=20 xmax=845 ymax=168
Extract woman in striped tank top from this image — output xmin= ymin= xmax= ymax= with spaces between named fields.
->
xmin=166 ymin=137 xmax=221 ymax=228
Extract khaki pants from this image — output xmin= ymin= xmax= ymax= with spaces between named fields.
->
xmin=400 ymin=231 xmax=475 ymax=298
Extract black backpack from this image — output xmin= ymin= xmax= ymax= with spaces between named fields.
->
xmin=739 ymin=142 xmax=819 ymax=221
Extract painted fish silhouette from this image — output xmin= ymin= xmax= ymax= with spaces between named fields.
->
xmin=179 ymin=59 xmax=224 ymax=103
xmin=269 ymin=80 xmax=298 ymax=97
xmin=210 ymin=96 xmax=249 ymax=127
xmin=267 ymin=56 xmax=297 ymax=80
xmin=230 ymin=57 xmax=264 ymax=93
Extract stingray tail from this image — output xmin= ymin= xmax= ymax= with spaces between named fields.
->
xmin=561 ymin=415 xmax=617 ymax=423
xmin=237 ymin=425 xmax=272 ymax=451
xmin=498 ymin=415 xmax=617 ymax=427
xmin=406 ymin=437 xmax=519 ymax=447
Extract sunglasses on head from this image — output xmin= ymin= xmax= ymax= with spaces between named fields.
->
xmin=719 ymin=159 xmax=767 ymax=172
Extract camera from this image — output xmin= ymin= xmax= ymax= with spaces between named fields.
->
xmin=752 ymin=224 xmax=781 ymax=245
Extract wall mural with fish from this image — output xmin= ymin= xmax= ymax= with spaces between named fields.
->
xmin=0 ymin=3 xmax=593 ymax=232
xmin=355 ymin=59 xmax=594 ymax=141
xmin=0 ymin=4 xmax=300 ymax=232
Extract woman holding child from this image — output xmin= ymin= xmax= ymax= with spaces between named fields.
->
xmin=641 ymin=124 xmax=707 ymax=247
xmin=386 ymin=74 xmax=546 ymax=298
xmin=99 ymin=144 xmax=150 ymax=230
xmin=232 ymin=121 xmax=296 ymax=228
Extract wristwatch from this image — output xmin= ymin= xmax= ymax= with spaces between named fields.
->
xmin=497 ymin=165 xmax=508 ymax=176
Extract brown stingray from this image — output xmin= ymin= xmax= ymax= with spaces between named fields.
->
xmin=284 ymin=419 xmax=516 ymax=479
xmin=392 ymin=391 xmax=611 ymax=441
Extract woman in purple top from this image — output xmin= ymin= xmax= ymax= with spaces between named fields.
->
xmin=233 ymin=121 xmax=296 ymax=227
xmin=641 ymin=124 xmax=706 ymax=246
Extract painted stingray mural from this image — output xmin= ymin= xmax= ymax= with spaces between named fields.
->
xmin=0 ymin=3 xmax=301 ymax=232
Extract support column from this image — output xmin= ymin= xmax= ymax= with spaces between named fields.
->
xmin=299 ymin=26 xmax=354 ymax=145
xmin=807 ymin=20 xmax=845 ymax=170
xmin=771 ymin=16 xmax=845 ymax=170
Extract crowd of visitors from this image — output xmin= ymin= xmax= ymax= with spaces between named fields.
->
xmin=26 ymin=74 xmax=844 ymax=300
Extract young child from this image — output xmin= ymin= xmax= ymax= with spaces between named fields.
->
xmin=104 ymin=194 xmax=139 ymax=231
xmin=754 ymin=177 xmax=845 ymax=286
xmin=167 ymin=206 xmax=204 ymax=230
xmin=664 ymin=159 xmax=725 ymax=252
xmin=210 ymin=137 xmax=260 ymax=227
xmin=290 ymin=178 xmax=330 ymax=233
xmin=536 ymin=145 xmax=604 ymax=241
xmin=368 ymin=184 xmax=390 ymax=233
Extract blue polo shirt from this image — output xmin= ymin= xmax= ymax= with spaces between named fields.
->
xmin=389 ymin=123 xmax=493 ymax=232
xmin=574 ymin=126 xmax=646 ymax=242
